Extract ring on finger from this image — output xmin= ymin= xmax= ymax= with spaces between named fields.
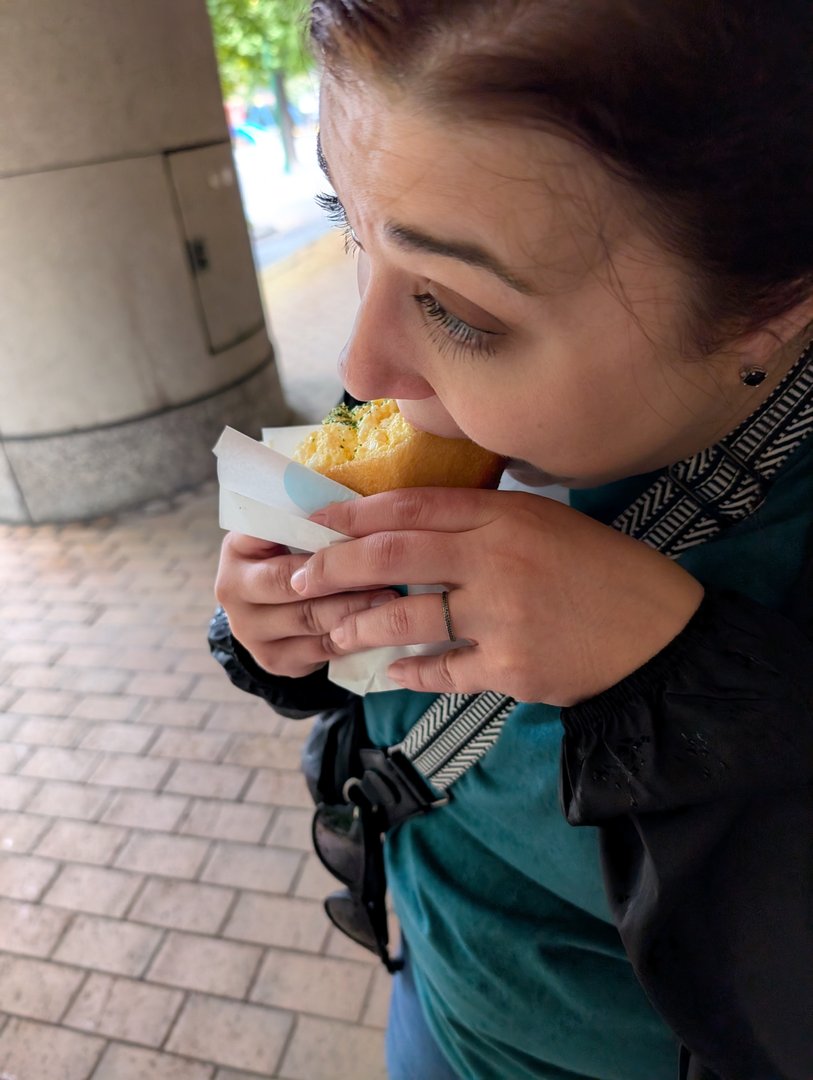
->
xmin=440 ymin=590 xmax=457 ymax=642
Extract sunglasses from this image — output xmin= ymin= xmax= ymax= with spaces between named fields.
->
xmin=312 ymin=800 xmax=404 ymax=973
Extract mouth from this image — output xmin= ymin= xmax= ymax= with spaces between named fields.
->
xmin=396 ymin=398 xmax=467 ymax=440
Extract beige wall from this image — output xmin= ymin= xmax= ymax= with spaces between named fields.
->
xmin=0 ymin=0 xmax=288 ymax=522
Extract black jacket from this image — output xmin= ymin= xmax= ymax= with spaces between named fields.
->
xmin=209 ymin=580 xmax=813 ymax=1080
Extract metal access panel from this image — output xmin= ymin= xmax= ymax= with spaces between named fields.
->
xmin=167 ymin=142 xmax=266 ymax=355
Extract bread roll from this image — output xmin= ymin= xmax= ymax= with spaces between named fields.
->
xmin=292 ymin=399 xmax=504 ymax=496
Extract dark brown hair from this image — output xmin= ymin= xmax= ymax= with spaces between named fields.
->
xmin=310 ymin=0 xmax=813 ymax=352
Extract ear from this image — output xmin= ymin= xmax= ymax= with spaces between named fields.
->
xmin=727 ymin=295 xmax=813 ymax=374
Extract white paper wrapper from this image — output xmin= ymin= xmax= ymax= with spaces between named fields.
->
xmin=213 ymin=425 xmax=466 ymax=695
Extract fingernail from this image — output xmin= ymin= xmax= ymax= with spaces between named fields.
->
xmin=290 ymin=568 xmax=307 ymax=593
xmin=331 ymin=625 xmax=347 ymax=645
xmin=370 ymin=592 xmax=398 ymax=607
xmin=309 ymin=510 xmax=328 ymax=524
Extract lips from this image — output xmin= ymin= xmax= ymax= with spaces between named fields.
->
xmin=395 ymin=398 xmax=468 ymax=439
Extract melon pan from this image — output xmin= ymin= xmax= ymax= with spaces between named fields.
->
xmin=292 ymin=399 xmax=504 ymax=496
xmin=315 ymin=427 xmax=504 ymax=496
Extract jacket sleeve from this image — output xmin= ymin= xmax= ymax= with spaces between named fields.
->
xmin=559 ymin=588 xmax=813 ymax=1080
xmin=207 ymin=605 xmax=358 ymax=719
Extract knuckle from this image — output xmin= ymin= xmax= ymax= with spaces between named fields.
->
xmin=384 ymin=600 xmax=412 ymax=639
xmin=365 ymin=530 xmax=404 ymax=573
xmin=268 ymin=555 xmax=297 ymax=598
xmin=389 ymin=489 xmax=430 ymax=529
xmin=434 ymin=653 xmax=458 ymax=694
xmin=320 ymin=632 xmax=344 ymax=658
xmin=299 ymin=598 xmax=325 ymax=636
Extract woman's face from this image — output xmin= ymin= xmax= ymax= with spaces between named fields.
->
xmin=319 ymin=76 xmax=760 ymax=486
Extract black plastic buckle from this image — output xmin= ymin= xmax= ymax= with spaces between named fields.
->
xmin=342 ymin=747 xmax=450 ymax=831
xmin=668 ymin=444 xmax=771 ymax=528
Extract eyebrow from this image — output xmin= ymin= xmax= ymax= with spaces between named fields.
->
xmin=384 ymin=223 xmax=536 ymax=295
xmin=317 ymin=133 xmax=535 ymax=296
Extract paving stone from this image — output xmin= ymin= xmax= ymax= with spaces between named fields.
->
xmin=224 ymin=734 xmax=303 ymax=771
xmin=25 ymin=779 xmax=110 ymax=820
xmin=174 ymin=650 xmax=224 ymax=675
xmin=164 ymin=762 xmax=250 ymax=800
xmin=64 ymin=972 xmax=184 ymax=1046
xmin=137 ymin=699 xmax=211 ymax=728
xmin=223 ymin=892 xmax=327 ymax=953
xmin=201 ymin=842 xmax=301 ymax=894
xmin=0 ymin=896 xmax=70 ymax=956
xmin=323 ymin=925 xmax=382 ymax=965
xmin=205 ymin=702 xmax=282 ymax=735
xmin=294 ymin=853 xmax=343 ymax=902
xmin=13 ymin=716 xmax=88 ymax=747
xmin=243 ymin=768 xmax=313 ymax=809
xmin=44 ymin=863 xmax=142 ymax=916
xmin=8 ymin=663 xmax=67 ymax=689
xmin=0 ymin=852 xmax=59 ymax=901
xmin=59 ymin=644 xmax=179 ymax=673
xmin=0 ymin=812 xmax=51 ymax=854
xmin=71 ymin=693 xmax=143 ymax=721
xmin=115 ymin=831 xmax=210 ymax=879
xmin=102 ymin=790 xmax=188 ymax=831
xmin=19 ymin=745 xmax=98 ymax=782
xmin=2 ymin=642 xmax=65 ymax=665
xmin=54 ymin=913 xmax=162 ymax=976
xmin=0 ymin=774 xmax=38 ymax=811
xmin=166 ymin=993 xmax=292 ymax=1075
xmin=278 ymin=1014 xmax=387 ymax=1080
xmin=251 ymin=948 xmax=372 ymax=1022
xmin=265 ymin=808 xmax=313 ymax=852
xmin=0 ymin=712 xmax=23 ymax=740
xmin=148 ymin=931 xmax=262 ymax=999
xmin=0 ymin=954 xmax=85 ymax=1021
xmin=61 ymin=667 xmax=131 ymax=694
xmin=129 ymin=878 xmax=234 ymax=934
xmin=180 ymin=799 xmax=271 ymax=844
xmin=188 ymin=676 xmax=256 ymax=705
xmin=124 ymin=672 xmax=195 ymax=698
xmin=80 ymin=721 xmax=156 ymax=753
xmin=88 ymin=752 xmax=172 ymax=790
xmin=35 ymin=819 xmax=127 ymax=866
xmin=93 ymin=1043 xmax=215 ymax=1080
xmin=10 ymin=688 xmax=80 ymax=717
xmin=0 ymin=742 xmax=33 ymax=772
xmin=0 ymin=1017 xmax=104 ymax=1080
xmin=149 ymin=729 xmax=229 ymax=762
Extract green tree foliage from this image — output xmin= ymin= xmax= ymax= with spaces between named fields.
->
xmin=206 ymin=0 xmax=312 ymax=98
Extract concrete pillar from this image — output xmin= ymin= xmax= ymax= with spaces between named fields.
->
xmin=0 ymin=0 xmax=289 ymax=523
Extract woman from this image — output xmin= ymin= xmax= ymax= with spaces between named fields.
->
xmin=211 ymin=2 xmax=813 ymax=1077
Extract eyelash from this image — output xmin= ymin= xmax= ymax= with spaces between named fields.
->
xmin=315 ymin=191 xmax=359 ymax=255
xmin=316 ymin=191 xmax=500 ymax=359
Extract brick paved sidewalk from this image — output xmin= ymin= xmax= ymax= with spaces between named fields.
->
xmin=0 ymin=236 xmax=391 ymax=1080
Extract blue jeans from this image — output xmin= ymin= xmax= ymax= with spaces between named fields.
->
xmin=385 ymin=942 xmax=462 ymax=1080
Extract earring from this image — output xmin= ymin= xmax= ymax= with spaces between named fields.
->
xmin=740 ymin=366 xmax=767 ymax=387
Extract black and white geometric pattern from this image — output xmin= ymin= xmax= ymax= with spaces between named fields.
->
xmin=397 ymin=342 xmax=813 ymax=793
xmin=614 ymin=342 xmax=813 ymax=554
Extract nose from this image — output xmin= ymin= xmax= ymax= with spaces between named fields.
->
xmin=338 ymin=269 xmax=434 ymax=403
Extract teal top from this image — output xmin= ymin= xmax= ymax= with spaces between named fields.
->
xmin=363 ymin=437 xmax=813 ymax=1080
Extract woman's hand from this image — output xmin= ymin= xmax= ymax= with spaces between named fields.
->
xmin=214 ymin=532 xmax=400 ymax=679
xmin=293 ymin=489 xmax=704 ymax=706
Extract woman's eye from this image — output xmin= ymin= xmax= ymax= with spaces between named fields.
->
xmin=315 ymin=192 xmax=361 ymax=254
xmin=413 ymin=293 xmax=501 ymax=357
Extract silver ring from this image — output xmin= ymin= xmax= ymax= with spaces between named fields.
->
xmin=441 ymin=590 xmax=457 ymax=642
